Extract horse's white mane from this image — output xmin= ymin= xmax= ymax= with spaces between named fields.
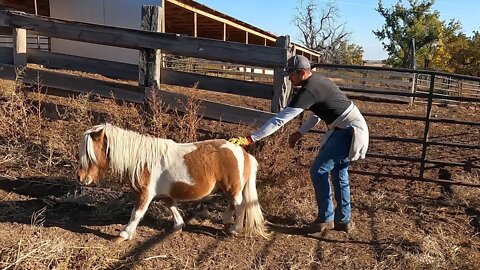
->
xmin=79 ymin=123 xmax=170 ymax=187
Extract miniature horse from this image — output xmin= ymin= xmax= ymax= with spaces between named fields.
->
xmin=76 ymin=124 xmax=267 ymax=242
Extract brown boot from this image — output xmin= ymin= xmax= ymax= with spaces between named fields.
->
xmin=302 ymin=221 xmax=334 ymax=234
xmin=335 ymin=220 xmax=355 ymax=233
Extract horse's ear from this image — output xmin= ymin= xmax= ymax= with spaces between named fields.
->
xmin=90 ymin=129 xmax=105 ymax=142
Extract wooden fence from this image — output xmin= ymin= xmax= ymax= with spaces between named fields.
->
xmin=156 ymin=54 xmax=480 ymax=106
xmin=0 ymin=34 xmax=49 ymax=50
xmin=158 ymin=55 xmax=416 ymax=103
xmin=162 ymin=55 xmax=274 ymax=83
xmin=0 ymin=9 xmax=478 ymax=187
xmin=160 ymin=57 xmax=480 ymax=105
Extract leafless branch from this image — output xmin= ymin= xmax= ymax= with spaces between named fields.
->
xmin=292 ymin=0 xmax=352 ymax=63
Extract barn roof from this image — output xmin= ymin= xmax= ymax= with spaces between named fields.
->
xmin=171 ymin=0 xmax=276 ymax=39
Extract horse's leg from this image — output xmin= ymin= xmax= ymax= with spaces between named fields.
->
xmin=114 ymin=190 xmax=154 ymax=243
xmin=162 ymin=198 xmax=185 ymax=232
xmin=229 ymin=193 xmax=245 ymax=235
xmin=222 ymin=202 xmax=235 ymax=230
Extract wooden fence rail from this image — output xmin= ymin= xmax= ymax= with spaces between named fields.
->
xmin=0 ymin=47 xmax=275 ymax=100
xmin=0 ymin=10 xmax=286 ymax=68
xmin=0 ymin=63 xmax=275 ymax=124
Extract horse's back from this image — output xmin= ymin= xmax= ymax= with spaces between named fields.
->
xmin=164 ymin=139 xmax=249 ymax=200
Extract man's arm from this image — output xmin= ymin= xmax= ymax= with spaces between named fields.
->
xmin=250 ymin=107 xmax=304 ymax=142
xmin=288 ymin=113 xmax=321 ymax=148
xmin=298 ymin=113 xmax=321 ymax=135
xmin=229 ymin=89 xmax=315 ymax=146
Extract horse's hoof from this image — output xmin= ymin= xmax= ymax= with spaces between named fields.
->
xmin=228 ymin=227 xmax=239 ymax=236
xmin=223 ymin=223 xmax=233 ymax=231
xmin=112 ymin=236 xmax=127 ymax=244
xmin=173 ymin=224 xmax=184 ymax=233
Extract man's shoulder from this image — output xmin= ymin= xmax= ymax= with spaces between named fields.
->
xmin=288 ymin=88 xmax=316 ymax=108
xmin=293 ymin=87 xmax=315 ymax=99
xmin=308 ymin=72 xmax=328 ymax=81
xmin=305 ymin=73 xmax=340 ymax=92
xmin=308 ymin=73 xmax=335 ymax=85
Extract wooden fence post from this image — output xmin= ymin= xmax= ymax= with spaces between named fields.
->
xmin=139 ymin=5 xmax=162 ymax=103
xmin=13 ymin=28 xmax=27 ymax=67
xmin=271 ymin=36 xmax=292 ymax=113
xmin=458 ymin=80 xmax=463 ymax=97
xmin=409 ymin=38 xmax=417 ymax=105
xmin=410 ymin=73 xmax=417 ymax=105
xmin=419 ymin=74 xmax=436 ymax=179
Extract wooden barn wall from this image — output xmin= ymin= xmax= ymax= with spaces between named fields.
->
xmin=49 ymin=0 xmax=159 ymax=64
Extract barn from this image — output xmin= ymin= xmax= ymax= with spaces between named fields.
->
xmin=0 ymin=0 xmax=320 ymax=65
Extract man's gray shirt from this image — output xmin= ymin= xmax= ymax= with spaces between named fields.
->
xmin=288 ymin=73 xmax=352 ymax=125
xmin=251 ymin=73 xmax=352 ymax=142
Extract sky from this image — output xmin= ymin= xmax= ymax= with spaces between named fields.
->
xmin=194 ymin=0 xmax=480 ymax=60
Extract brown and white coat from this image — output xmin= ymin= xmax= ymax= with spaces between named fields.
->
xmin=77 ymin=124 xmax=266 ymax=242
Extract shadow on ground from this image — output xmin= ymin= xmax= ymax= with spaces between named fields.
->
xmin=0 ymin=177 xmax=234 ymax=241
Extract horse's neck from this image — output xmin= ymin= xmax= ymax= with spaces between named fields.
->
xmin=163 ymin=140 xmax=194 ymax=156
xmin=107 ymin=129 xmax=170 ymax=172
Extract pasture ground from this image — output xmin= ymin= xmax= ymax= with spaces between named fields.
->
xmin=0 ymin=71 xmax=479 ymax=269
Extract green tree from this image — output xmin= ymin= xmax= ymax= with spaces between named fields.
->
xmin=427 ymin=20 xmax=466 ymax=72
xmin=453 ymin=32 xmax=480 ymax=76
xmin=373 ymin=0 xmax=443 ymax=68
xmin=334 ymin=42 xmax=364 ymax=65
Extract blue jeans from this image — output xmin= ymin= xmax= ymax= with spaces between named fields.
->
xmin=310 ymin=127 xmax=353 ymax=224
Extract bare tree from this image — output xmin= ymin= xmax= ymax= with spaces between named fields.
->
xmin=292 ymin=0 xmax=351 ymax=63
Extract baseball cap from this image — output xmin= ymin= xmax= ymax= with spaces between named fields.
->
xmin=283 ymin=55 xmax=311 ymax=76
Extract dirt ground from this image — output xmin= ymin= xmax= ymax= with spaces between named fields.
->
xmin=0 ymin=73 xmax=479 ymax=269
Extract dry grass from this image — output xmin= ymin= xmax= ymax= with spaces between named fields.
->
xmin=173 ymin=83 xmax=203 ymax=143
xmin=0 ymin=199 xmax=120 ymax=270
xmin=0 ymin=228 xmax=119 ymax=270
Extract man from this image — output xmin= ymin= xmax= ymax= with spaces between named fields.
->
xmin=229 ymin=55 xmax=369 ymax=233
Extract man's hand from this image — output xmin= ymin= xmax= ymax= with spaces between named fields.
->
xmin=228 ymin=136 xmax=253 ymax=146
xmin=288 ymin=132 xmax=302 ymax=148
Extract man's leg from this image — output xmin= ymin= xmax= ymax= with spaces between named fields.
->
xmin=310 ymin=153 xmax=335 ymax=223
xmin=331 ymin=159 xmax=351 ymax=225
xmin=310 ymin=128 xmax=352 ymax=223
xmin=330 ymin=127 xmax=354 ymax=232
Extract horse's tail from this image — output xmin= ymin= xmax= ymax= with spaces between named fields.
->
xmin=242 ymin=153 xmax=268 ymax=238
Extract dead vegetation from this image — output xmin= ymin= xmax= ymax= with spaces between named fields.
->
xmin=0 ymin=69 xmax=479 ymax=269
